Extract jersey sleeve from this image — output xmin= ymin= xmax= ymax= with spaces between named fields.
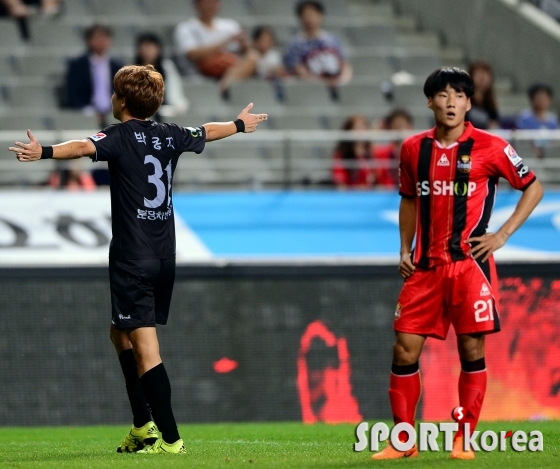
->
xmin=399 ymin=141 xmax=416 ymax=198
xmin=489 ymin=138 xmax=536 ymax=190
xmin=171 ymin=124 xmax=206 ymax=154
xmin=87 ymin=125 xmax=122 ymax=162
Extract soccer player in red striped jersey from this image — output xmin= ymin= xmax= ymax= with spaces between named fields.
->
xmin=372 ymin=68 xmax=543 ymax=460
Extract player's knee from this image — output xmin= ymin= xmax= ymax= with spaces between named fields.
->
xmin=458 ymin=334 xmax=484 ymax=361
xmin=392 ymin=342 xmax=420 ymax=365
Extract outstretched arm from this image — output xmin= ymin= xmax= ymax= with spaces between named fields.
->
xmin=466 ymin=179 xmax=544 ymax=262
xmin=9 ymin=130 xmax=96 ymax=162
xmin=203 ymin=103 xmax=268 ymax=142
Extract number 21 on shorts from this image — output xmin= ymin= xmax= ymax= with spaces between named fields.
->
xmin=474 ymin=299 xmax=494 ymax=322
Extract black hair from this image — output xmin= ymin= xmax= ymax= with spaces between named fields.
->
xmin=528 ymin=82 xmax=553 ymax=100
xmin=295 ymin=1 xmax=325 ymax=16
xmin=134 ymin=32 xmax=165 ymax=81
xmin=423 ymin=67 xmax=474 ymax=98
xmin=252 ymin=25 xmax=276 ymax=42
xmin=84 ymin=23 xmax=113 ymax=41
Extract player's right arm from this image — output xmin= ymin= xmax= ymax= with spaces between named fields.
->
xmin=9 ymin=130 xmax=96 ymax=162
xmin=397 ymin=140 xmax=417 ymax=279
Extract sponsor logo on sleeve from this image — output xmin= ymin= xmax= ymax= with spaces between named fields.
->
xmin=504 ymin=144 xmax=523 ymax=166
xmin=89 ymin=132 xmax=107 ymax=142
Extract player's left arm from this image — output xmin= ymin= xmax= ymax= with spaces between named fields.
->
xmin=203 ymin=103 xmax=268 ymax=142
xmin=9 ymin=129 xmax=96 ymax=161
xmin=467 ymin=180 xmax=543 ymax=262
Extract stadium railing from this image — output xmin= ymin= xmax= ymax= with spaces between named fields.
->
xmin=2 ymin=129 xmax=560 ymax=189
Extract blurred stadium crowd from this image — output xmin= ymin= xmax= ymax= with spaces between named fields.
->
xmin=0 ymin=0 xmax=558 ymax=190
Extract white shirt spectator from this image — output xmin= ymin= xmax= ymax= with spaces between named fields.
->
xmin=175 ymin=17 xmax=242 ymax=56
xmin=256 ymin=49 xmax=283 ymax=79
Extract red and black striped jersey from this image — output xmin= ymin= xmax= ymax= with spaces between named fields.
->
xmin=399 ymin=122 xmax=536 ymax=268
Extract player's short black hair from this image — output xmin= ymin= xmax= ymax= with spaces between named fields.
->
xmin=296 ymin=1 xmax=325 ymax=17
xmin=84 ymin=23 xmax=113 ymax=41
xmin=423 ymin=67 xmax=474 ymax=99
xmin=528 ymin=82 xmax=554 ymax=100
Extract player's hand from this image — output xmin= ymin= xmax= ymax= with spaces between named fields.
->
xmin=9 ymin=129 xmax=42 ymax=162
xmin=398 ymin=252 xmax=416 ymax=279
xmin=237 ymin=103 xmax=268 ymax=133
xmin=465 ymin=232 xmax=507 ymax=262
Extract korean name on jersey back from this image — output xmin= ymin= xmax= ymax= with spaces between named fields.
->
xmin=417 ymin=180 xmax=477 ymax=197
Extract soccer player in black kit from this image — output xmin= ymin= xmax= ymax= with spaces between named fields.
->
xmin=9 ymin=65 xmax=268 ymax=454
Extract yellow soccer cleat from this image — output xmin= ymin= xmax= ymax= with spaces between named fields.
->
xmin=371 ymin=440 xmax=419 ymax=460
xmin=450 ymin=436 xmax=476 ymax=460
xmin=137 ymin=438 xmax=186 ymax=454
xmin=116 ymin=421 xmax=159 ymax=453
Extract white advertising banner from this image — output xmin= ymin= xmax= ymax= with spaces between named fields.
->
xmin=0 ymin=191 xmax=212 ymax=267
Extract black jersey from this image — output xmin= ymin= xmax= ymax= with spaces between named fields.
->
xmin=88 ymin=119 xmax=205 ymax=260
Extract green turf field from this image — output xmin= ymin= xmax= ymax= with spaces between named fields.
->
xmin=0 ymin=421 xmax=558 ymax=468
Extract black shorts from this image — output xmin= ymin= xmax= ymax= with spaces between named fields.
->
xmin=109 ymin=258 xmax=176 ymax=330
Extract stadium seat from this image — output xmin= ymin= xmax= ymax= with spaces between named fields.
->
xmin=5 ymin=84 xmax=58 ymax=109
xmin=63 ymin=0 xmax=92 ymax=16
xmin=392 ymin=84 xmax=428 ymax=108
xmin=228 ymin=80 xmax=281 ymax=108
xmin=338 ymin=84 xmax=388 ymax=108
xmin=0 ymin=114 xmax=51 ymax=131
xmin=13 ymin=55 xmax=66 ymax=76
xmin=283 ymin=83 xmax=334 ymax=106
xmin=345 ymin=25 xmax=398 ymax=48
xmin=142 ymin=0 xmax=194 ymax=16
xmin=53 ymin=112 xmax=100 ymax=131
xmin=0 ymin=19 xmax=26 ymax=46
xmin=30 ymin=23 xmax=82 ymax=48
xmin=185 ymin=81 xmax=231 ymax=113
xmin=349 ymin=55 xmax=395 ymax=79
xmin=88 ymin=0 xmax=146 ymax=17
xmin=396 ymin=55 xmax=442 ymax=77
xmin=268 ymin=114 xmax=325 ymax=130
xmin=219 ymin=0 xmax=251 ymax=18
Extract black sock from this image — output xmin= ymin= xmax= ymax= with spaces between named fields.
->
xmin=140 ymin=363 xmax=180 ymax=444
xmin=118 ymin=349 xmax=152 ymax=428
xmin=391 ymin=362 xmax=420 ymax=375
xmin=460 ymin=357 xmax=486 ymax=372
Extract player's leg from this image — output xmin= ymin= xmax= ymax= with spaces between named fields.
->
xmin=128 ymin=326 xmax=184 ymax=454
xmin=373 ymin=267 xmax=446 ymax=460
xmin=133 ymin=258 xmax=184 ymax=454
xmin=448 ymin=257 xmax=499 ymax=459
xmin=109 ymin=259 xmax=157 ymax=453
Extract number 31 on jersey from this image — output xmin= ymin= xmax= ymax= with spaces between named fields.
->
xmin=144 ymin=155 xmax=172 ymax=209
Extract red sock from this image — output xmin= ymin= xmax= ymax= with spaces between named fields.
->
xmin=389 ymin=363 xmax=422 ymax=440
xmin=455 ymin=359 xmax=487 ymax=439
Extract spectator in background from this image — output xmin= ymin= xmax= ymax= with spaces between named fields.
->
xmin=174 ymin=0 xmax=253 ymax=82
xmin=285 ymin=1 xmax=352 ymax=95
xmin=219 ymin=25 xmax=286 ymax=96
xmin=332 ymin=115 xmax=373 ymax=189
xmin=135 ymin=32 xmax=189 ymax=117
xmin=65 ymin=24 xmax=123 ymax=127
xmin=48 ymin=166 xmax=96 ymax=191
xmin=517 ymin=82 xmax=559 ymax=158
xmin=466 ymin=60 xmax=500 ymax=129
xmin=372 ymin=109 xmax=413 ymax=188
xmin=0 ymin=0 xmax=60 ymax=17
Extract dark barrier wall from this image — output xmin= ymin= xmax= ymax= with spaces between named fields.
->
xmin=1 ymin=264 xmax=559 ymax=426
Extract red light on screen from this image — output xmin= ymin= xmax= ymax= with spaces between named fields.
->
xmin=213 ymin=357 xmax=239 ymax=373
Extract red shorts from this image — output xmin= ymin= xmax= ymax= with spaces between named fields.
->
xmin=394 ymin=257 xmax=501 ymax=339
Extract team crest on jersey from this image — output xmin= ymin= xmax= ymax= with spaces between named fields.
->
xmin=457 ymin=155 xmax=472 ymax=173
xmin=89 ymin=132 xmax=107 ymax=142
xmin=480 ymin=283 xmax=491 ymax=296
xmin=504 ymin=144 xmax=523 ymax=166
xmin=437 ymin=154 xmax=450 ymax=166
xmin=394 ymin=303 xmax=402 ymax=320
